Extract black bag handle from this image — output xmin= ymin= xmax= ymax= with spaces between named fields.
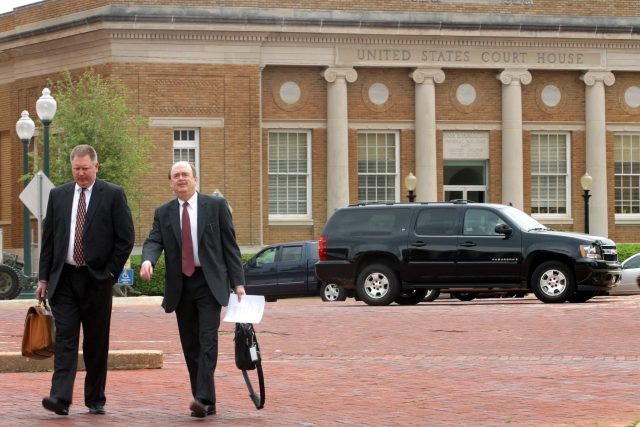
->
xmin=241 ymin=362 xmax=265 ymax=409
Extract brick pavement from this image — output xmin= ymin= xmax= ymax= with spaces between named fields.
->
xmin=1 ymin=295 xmax=640 ymax=426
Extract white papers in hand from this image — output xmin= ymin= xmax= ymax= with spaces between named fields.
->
xmin=223 ymin=294 xmax=265 ymax=324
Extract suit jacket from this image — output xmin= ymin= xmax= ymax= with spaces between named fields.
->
xmin=142 ymin=193 xmax=245 ymax=313
xmin=39 ymin=179 xmax=135 ymax=298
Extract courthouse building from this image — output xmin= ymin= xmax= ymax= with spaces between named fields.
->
xmin=1 ymin=0 xmax=640 ymax=253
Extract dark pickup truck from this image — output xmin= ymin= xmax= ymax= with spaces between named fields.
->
xmin=244 ymin=240 xmax=346 ymax=302
xmin=316 ymin=202 xmax=622 ymax=305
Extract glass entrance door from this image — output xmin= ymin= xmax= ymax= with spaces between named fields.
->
xmin=443 ymin=160 xmax=487 ymax=203
xmin=445 ymin=186 xmax=486 ymax=202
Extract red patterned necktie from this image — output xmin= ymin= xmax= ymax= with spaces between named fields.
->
xmin=181 ymin=201 xmax=195 ymax=277
xmin=73 ymin=188 xmax=86 ymax=266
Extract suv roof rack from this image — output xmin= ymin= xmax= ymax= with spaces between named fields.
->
xmin=347 ymin=201 xmax=401 ymax=207
xmin=346 ymin=200 xmax=476 ymax=207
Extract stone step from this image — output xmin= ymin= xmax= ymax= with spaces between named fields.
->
xmin=0 ymin=350 xmax=163 ymax=373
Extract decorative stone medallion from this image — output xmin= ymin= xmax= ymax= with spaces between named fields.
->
xmin=362 ymin=81 xmax=394 ymax=112
xmin=273 ymin=78 xmax=307 ymax=111
xmin=621 ymin=85 xmax=640 ymax=114
xmin=452 ymin=82 xmax=478 ymax=113
xmin=535 ymin=82 xmax=566 ymax=114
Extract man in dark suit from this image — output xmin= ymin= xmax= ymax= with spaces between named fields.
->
xmin=140 ymin=161 xmax=245 ymax=418
xmin=36 ymin=144 xmax=135 ymax=416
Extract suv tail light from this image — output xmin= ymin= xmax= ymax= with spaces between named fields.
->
xmin=319 ymin=236 xmax=327 ymax=260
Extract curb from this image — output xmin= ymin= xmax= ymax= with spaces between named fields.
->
xmin=1 ymin=296 xmax=164 ymax=309
xmin=0 ymin=350 xmax=163 ymax=373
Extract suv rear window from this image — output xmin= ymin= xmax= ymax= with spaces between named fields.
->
xmin=327 ymin=207 xmax=410 ymax=236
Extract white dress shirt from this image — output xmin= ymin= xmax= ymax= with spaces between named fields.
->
xmin=66 ymin=182 xmax=94 ymax=265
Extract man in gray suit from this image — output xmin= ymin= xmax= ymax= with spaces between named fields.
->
xmin=140 ymin=161 xmax=245 ymax=417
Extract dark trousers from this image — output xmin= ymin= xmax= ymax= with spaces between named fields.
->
xmin=49 ymin=264 xmax=113 ymax=407
xmin=175 ymin=268 xmax=221 ymax=405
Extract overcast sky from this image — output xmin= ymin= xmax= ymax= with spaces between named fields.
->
xmin=0 ymin=0 xmax=43 ymax=15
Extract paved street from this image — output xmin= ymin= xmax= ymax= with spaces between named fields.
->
xmin=1 ymin=295 xmax=640 ymax=426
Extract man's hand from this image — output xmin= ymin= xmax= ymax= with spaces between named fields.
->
xmin=35 ymin=281 xmax=48 ymax=300
xmin=235 ymin=285 xmax=246 ymax=302
xmin=140 ymin=261 xmax=154 ymax=281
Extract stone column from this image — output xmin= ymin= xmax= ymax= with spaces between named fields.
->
xmin=411 ymin=68 xmax=445 ymax=202
xmin=581 ymin=71 xmax=615 ymax=237
xmin=323 ymin=67 xmax=357 ymax=218
xmin=497 ymin=69 xmax=532 ymax=210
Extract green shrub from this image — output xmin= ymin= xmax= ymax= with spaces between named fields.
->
xmin=130 ymin=254 xmax=165 ymax=296
xmin=617 ymin=243 xmax=640 ymax=262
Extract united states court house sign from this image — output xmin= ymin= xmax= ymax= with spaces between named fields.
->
xmin=337 ymin=47 xmax=601 ymax=69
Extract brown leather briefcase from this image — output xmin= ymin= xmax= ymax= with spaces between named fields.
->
xmin=21 ymin=299 xmax=55 ymax=359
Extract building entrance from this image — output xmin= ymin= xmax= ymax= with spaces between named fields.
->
xmin=443 ymin=160 xmax=487 ymax=203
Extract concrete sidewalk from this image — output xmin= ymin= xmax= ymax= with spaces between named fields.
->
xmin=2 ymin=296 xmax=640 ymax=426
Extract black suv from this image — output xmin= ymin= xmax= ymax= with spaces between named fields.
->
xmin=315 ymin=202 xmax=622 ymax=305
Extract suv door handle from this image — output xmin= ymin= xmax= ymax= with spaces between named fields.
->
xmin=460 ymin=241 xmax=476 ymax=247
xmin=410 ymin=241 xmax=426 ymax=247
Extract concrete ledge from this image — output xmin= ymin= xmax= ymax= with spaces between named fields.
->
xmin=0 ymin=296 xmax=164 ymax=309
xmin=0 ymin=350 xmax=163 ymax=373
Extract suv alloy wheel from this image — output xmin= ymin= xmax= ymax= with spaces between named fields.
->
xmin=320 ymin=282 xmax=347 ymax=302
xmin=531 ymin=261 xmax=575 ymax=303
xmin=356 ymin=264 xmax=400 ymax=306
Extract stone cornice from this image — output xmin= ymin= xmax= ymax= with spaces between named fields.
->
xmin=3 ymin=23 xmax=640 ymax=55
xmin=2 ymin=4 xmax=640 ymax=47
xmin=112 ymin=31 xmax=640 ymax=50
xmin=4 ymin=4 xmax=640 ymax=35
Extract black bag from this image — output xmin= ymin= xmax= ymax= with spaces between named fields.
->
xmin=234 ymin=323 xmax=265 ymax=409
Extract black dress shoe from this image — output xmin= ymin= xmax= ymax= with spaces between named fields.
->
xmin=189 ymin=401 xmax=215 ymax=417
xmin=42 ymin=397 xmax=69 ymax=416
xmin=88 ymin=404 xmax=105 ymax=414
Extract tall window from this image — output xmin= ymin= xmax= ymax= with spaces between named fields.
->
xmin=173 ymin=129 xmax=200 ymax=179
xmin=615 ymin=134 xmax=640 ymax=215
xmin=357 ymin=131 xmax=399 ymax=203
xmin=268 ymin=131 xmax=310 ymax=218
xmin=531 ymin=133 xmax=570 ymax=216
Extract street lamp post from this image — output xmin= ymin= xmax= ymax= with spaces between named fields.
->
xmin=405 ymin=172 xmax=417 ymax=202
xmin=36 ymin=88 xmax=57 ymax=177
xmin=16 ymin=111 xmax=36 ymax=275
xmin=580 ymin=172 xmax=593 ymax=234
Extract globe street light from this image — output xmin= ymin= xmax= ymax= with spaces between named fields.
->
xmin=405 ymin=172 xmax=417 ymax=202
xmin=36 ymin=88 xmax=57 ymax=177
xmin=580 ymin=172 xmax=593 ymax=234
xmin=16 ymin=110 xmax=36 ymax=275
